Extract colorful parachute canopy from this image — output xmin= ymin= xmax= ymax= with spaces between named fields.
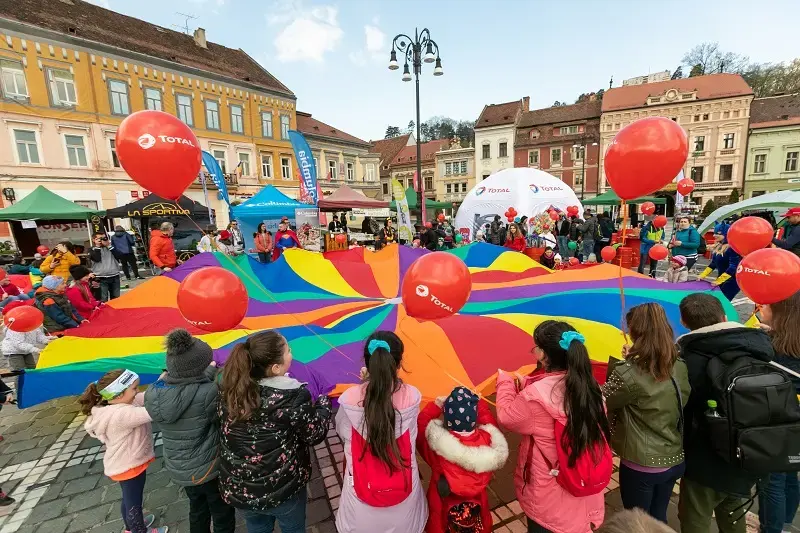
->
xmin=19 ymin=244 xmax=738 ymax=407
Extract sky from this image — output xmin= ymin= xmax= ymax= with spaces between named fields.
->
xmin=88 ymin=0 xmax=800 ymax=142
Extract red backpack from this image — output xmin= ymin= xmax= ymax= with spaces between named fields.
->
xmin=350 ymin=428 xmax=413 ymax=507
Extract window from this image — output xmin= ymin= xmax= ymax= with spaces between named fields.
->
xmin=693 ymin=115 xmax=700 ymax=122
xmin=280 ymin=115 xmax=290 ymax=140
xmin=723 ymin=111 xmax=730 ymax=119
xmin=108 ymin=79 xmax=129 ymax=115
xmin=144 ymin=87 xmax=162 ymax=111
xmin=528 ymin=150 xmax=539 ymax=165
xmin=205 ymin=100 xmax=220 ymax=130
xmin=559 ymin=125 xmax=579 ymax=135
xmin=702 ymin=114 xmax=709 ymax=120
xmin=213 ymin=149 xmax=227 ymax=174
xmin=231 ymin=105 xmax=244 ymax=134
xmin=446 ymin=183 xmax=452 ymax=193
xmin=176 ymin=94 xmax=193 ymax=126
xmin=424 ymin=176 xmax=433 ymax=190
xmin=328 ymin=160 xmax=337 ymax=180
xmin=786 ymin=151 xmax=799 ymax=172
xmin=482 ymin=144 xmax=490 ymax=159
xmin=445 ymin=162 xmax=452 ymax=175
xmin=499 ymin=142 xmax=508 ymax=158
xmin=407 ymin=178 xmax=414 ymax=189
xmin=690 ymin=166 xmax=704 ymax=183
xmin=723 ymin=133 xmax=735 ymax=149
xmin=753 ymin=153 xmax=767 ymax=173
xmin=752 ymin=191 xmax=766 ymax=197
xmin=482 ymin=173 xmax=490 ymax=180
xmin=346 ymin=162 xmax=354 ymax=181
xmin=574 ymin=171 xmax=584 ymax=187
xmin=461 ymin=182 xmax=467 ymax=192
xmin=694 ymin=136 xmax=705 ymax=152
xmin=13 ymin=130 xmax=39 ymax=164
xmin=551 ymin=148 xmax=562 ymax=165
xmin=280 ymin=157 xmax=291 ymax=180
xmin=382 ymin=182 xmax=389 ymax=195
xmin=47 ymin=68 xmax=77 ymax=107
xmin=261 ymin=154 xmax=273 ymax=179
xmin=573 ymin=145 xmax=585 ymax=160
xmin=109 ymin=139 xmax=120 ymax=168
xmin=238 ymin=153 xmax=250 ymax=176
xmin=366 ymin=164 xmax=375 ymax=181
xmin=460 ymin=161 xmax=467 ymax=174
xmin=64 ymin=135 xmax=87 ymax=167
xmin=719 ymin=164 xmax=733 ymax=181
xmin=1 ymin=60 xmax=28 ymax=100
xmin=261 ymin=112 xmax=273 ymax=138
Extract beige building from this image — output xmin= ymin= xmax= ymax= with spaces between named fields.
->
xmin=434 ymin=139 xmax=475 ymax=214
xmin=600 ymin=74 xmax=754 ymax=208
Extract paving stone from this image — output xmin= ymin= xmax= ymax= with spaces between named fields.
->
xmin=78 ymin=437 xmax=100 ymax=450
xmin=0 ymin=453 xmax=12 ymax=469
xmin=143 ymin=471 xmax=172 ymax=492
xmin=144 ymin=486 xmax=178 ymax=510
xmin=61 ymin=474 xmax=101 ymax=497
xmin=12 ymin=447 xmax=47 ymax=464
xmin=101 ymin=483 xmax=122 ymax=503
xmin=307 ymin=478 xmax=326 ymax=500
xmin=35 ymin=423 xmax=68 ymax=437
xmin=56 ymin=463 xmax=91 ymax=483
xmin=305 ymin=498 xmax=331 ymax=526
xmin=87 ymin=462 xmax=105 ymax=476
xmin=39 ymin=482 xmax=66 ymax=503
xmin=84 ymin=517 xmax=123 ymax=533
xmin=31 ymin=516 xmax=72 ymax=533
xmin=5 ymin=438 xmax=40 ymax=453
xmin=310 ymin=521 xmax=337 ymax=533
xmin=66 ymin=504 xmax=113 ymax=533
xmin=157 ymin=497 xmax=189 ymax=525
xmin=37 ymin=434 xmax=61 ymax=449
xmin=65 ymin=486 xmax=106 ymax=513
xmin=27 ymin=496 xmax=70 ymax=522
xmin=12 ymin=525 xmax=37 ymax=533
xmin=58 ymin=414 xmax=77 ymax=424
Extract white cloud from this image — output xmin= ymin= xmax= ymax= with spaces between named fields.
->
xmin=349 ymin=18 xmax=386 ymax=67
xmin=268 ymin=2 xmax=343 ymax=63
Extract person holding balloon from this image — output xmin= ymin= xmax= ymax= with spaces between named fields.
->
xmin=669 ymin=216 xmax=702 ymax=271
xmin=637 ymin=219 xmax=665 ymax=277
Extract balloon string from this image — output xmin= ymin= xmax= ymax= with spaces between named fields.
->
xmin=619 ymin=200 xmax=630 ymax=343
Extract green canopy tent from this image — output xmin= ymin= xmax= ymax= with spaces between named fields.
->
xmin=389 ymin=186 xmax=451 ymax=210
xmin=697 ymin=188 xmax=800 ymax=234
xmin=581 ymin=190 xmax=666 ymax=206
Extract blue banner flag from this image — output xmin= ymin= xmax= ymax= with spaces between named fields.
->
xmin=288 ymin=130 xmax=318 ymax=205
xmin=201 ymin=150 xmax=229 ymax=205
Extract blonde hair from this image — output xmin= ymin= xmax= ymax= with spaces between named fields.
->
xmin=597 ymin=509 xmax=675 ymax=533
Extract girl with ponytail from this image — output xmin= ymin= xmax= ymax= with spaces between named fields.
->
xmin=335 ymin=331 xmax=428 ymax=533
xmin=496 ymin=320 xmax=609 ymax=533
xmin=217 ymin=331 xmax=331 ymax=532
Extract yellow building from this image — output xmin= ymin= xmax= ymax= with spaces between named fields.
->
xmin=0 ymin=1 xmax=297 ymax=230
xmin=434 ymin=139 xmax=475 ymax=215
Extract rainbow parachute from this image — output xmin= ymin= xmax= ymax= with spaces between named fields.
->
xmin=19 ymin=244 xmax=737 ymax=407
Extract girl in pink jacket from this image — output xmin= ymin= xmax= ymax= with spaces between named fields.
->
xmin=80 ymin=370 xmax=166 ymax=533
xmin=496 ymin=320 xmax=610 ymax=533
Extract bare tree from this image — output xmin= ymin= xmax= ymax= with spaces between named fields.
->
xmin=682 ymin=42 xmax=749 ymax=75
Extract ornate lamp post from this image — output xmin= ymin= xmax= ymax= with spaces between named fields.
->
xmin=572 ymin=138 xmax=598 ymax=200
xmin=389 ymin=29 xmax=443 ymax=223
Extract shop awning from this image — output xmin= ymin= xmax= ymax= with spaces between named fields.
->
xmin=106 ymin=194 xmax=212 ymax=218
xmin=231 ymin=184 xmax=306 ymax=219
xmin=0 ymin=186 xmax=104 ymax=221
xmin=318 ymin=184 xmax=389 ymax=211
xmin=581 ymin=190 xmax=666 ymax=206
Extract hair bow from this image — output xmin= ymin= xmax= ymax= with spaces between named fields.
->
xmin=559 ymin=331 xmax=585 ymax=350
xmin=368 ymin=339 xmax=391 ymax=355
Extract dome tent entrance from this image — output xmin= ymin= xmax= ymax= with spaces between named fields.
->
xmin=232 ymin=185 xmax=308 ymax=251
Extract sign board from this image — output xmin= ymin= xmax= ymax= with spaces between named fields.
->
xmin=131 ymin=191 xmax=139 ymax=198
xmin=36 ymin=222 xmax=90 ymax=248
xmin=20 ymin=220 xmax=37 ymax=229
xmin=143 ymin=190 xmax=150 ymax=197
xmin=295 ymin=208 xmax=321 ymax=252
xmin=351 ymin=208 xmax=392 ymax=217
xmin=789 ymin=178 xmax=800 ymax=184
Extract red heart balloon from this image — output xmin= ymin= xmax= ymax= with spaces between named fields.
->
xmin=649 ymin=244 xmax=669 ymax=261
xmin=437 ymin=214 xmax=445 ymax=222
xmin=116 ymin=110 xmax=202 ymax=201
xmin=549 ymin=211 xmax=559 ymax=221
xmin=601 ymin=246 xmax=616 ymax=262
xmin=677 ymin=177 xmax=695 ymax=196
xmin=177 ymin=266 xmax=248 ymax=332
xmin=736 ymin=248 xmax=800 ymax=305
xmin=604 ymin=117 xmax=688 ymax=200
xmin=401 ymin=252 xmax=471 ymax=320
xmin=36 ymin=245 xmax=50 ymax=255
xmin=3 ymin=305 xmax=44 ymax=333
xmin=640 ymin=202 xmax=656 ymax=216
xmin=727 ymin=216 xmax=774 ymax=257
xmin=566 ymin=206 xmax=579 ymax=217
xmin=652 ymin=215 xmax=668 ymax=228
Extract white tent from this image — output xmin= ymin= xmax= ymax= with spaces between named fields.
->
xmin=454 ymin=168 xmax=584 ymax=239
xmin=697 ymin=189 xmax=800 ymax=233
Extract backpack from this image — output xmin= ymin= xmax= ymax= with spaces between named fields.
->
xmin=350 ymin=428 xmax=413 ymax=507
xmin=437 ymin=477 xmax=484 ymax=533
xmin=705 ymin=356 xmax=800 ymax=474
xmin=696 ymin=229 xmax=707 ymax=255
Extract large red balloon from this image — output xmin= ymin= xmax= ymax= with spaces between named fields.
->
xmin=437 ymin=214 xmax=445 ymax=222
xmin=568 ymin=257 xmax=580 ymax=266
xmin=566 ymin=206 xmax=579 ymax=217
xmin=4 ymin=305 xmax=44 ymax=333
xmin=736 ymin=248 xmax=800 ymax=305
xmin=653 ymin=215 xmax=667 ymax=228
xmin=604 ymin=117 xmax=688 ymax=200
xmin=649 ymin=244 xmax=669 ymax=261
xmin=601 ymin=246 xmax=616 ymax=262
xmin=640 ymin=202 xmax=656 ymax=216
xmin=677 ymin=177 xmax=695 ymax=196
xmin=116 ymin=110 xmax=202 ymax=201
xmin=727 ymin=216 xmax=774 ymax=257
xmin=36 ymin=245 xmax=50 ymax=255
xmin=177 ymin=266 xmax=248 ymax=332
xmin=401 ymin=252 xmax=471 ymax=320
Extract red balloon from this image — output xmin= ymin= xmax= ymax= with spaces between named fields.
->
xmin=677 ymin=177 xmax=695 ymax=196
xmin=401 ymin=252 xmax=471 ymax=320
xmin=736 ymin=248 xmax=800 ymax=305
xmin=601 ymin=246 xmax=617 ymax=262
xmin=335 ymin=233 xmax=347 ymax=244
xmin=640 ymin=201 xmax=656 ymax=216
xmin=549 ymin=211 xmax=559 ymax=221
xmin=424 ymin=221 xmax=433 ymax=229
xmin=568 ymin=257 xmax=580 ymax=266
xmin=0 ymin=269 xmax=6 ymax=282
xmin=649 ymin=244 xmax=669 ymax=261
xmin=437 ymin=214 xmax=445 ymax=222
xmin=566 ymin=206 xmax=579 ymax=217
xmin=116 ymin=110 xmax=202 ymax=201
xmin=3 ymin=305 xmax=44 ymax=333
xmin=36 ymin=245 xmax=50 ymax=255
xmin=177 ymin=266 xmax=248 ymax=332
xmin=727 ymin=216 xmax=774 ymax=257
xmin=653 ymin=215 xmax=667 ymax=228
xmin=604 ymin=117 xmax=688 ymax=200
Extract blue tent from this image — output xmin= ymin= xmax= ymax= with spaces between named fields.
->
xmin=232 ymin=185 xmax=308 ymax=250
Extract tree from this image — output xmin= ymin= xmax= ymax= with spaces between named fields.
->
xmin=384 ymin=126 xmax=401 ymax=139
xmin=729 ymin=188 xmax=740 ymax=204
xmin=702 ymin=199 xmax=717 ymax=217
xmin=682 ymin=42 xmax=749 ymax=76
xmin=741 ymin=58 xmax=800 ymax=97
xmin=407 ymin=120 xmax=415 ymax=134
xmin=552 ymin=100 xmax=567 ymax=107
xmin=671 ymin=66 xmax=683 ymax=79
xmin=575 ymin=90 xmax=605 ymax=104
xmin=689 ymin=63 xmax=705 ymax=77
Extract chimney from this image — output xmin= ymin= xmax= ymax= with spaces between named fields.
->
xmin=522 ymin=96 xmax=530 ymax=112
xmin=193 ymin=28 xmax=207 ymax=49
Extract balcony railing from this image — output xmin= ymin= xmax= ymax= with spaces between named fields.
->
xmin=692 ymin=151 xmax=706 ymax=157
xmin=443 ymin=192 xmax=467 ymax=202
xmin=197 ymin=172 xmax=239 ymax=187
xmin=694 ymin=180 xmax=734 ymax=190
xmin=719 ymin=149 xmax=736 ymax=155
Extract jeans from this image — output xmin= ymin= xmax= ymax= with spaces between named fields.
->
xmin=638 ymin=257 xmax=658 ymax=276
xmin=582 ymin=239 xmax=595 ymax=261
xmin=184 ymin=480 xmax=236 ymax=533
xmin=243 ymin=489 xmax=306 ymax=533
xmin=97 ymin=275 xmax=121 ymax=301
xmin=759 ymin=472 xmax=800 ymax=533
xmin=557 ymin=236 xmax=570 ymax=257
xmin=257 ymin=252 xmax=272 ymax=264
xmin=619 ymin=462 xmax=685 ymax=523
xmin=685 ymin=256 xmax=698 ymax=271
xmin=120 ymin=470 xmax=147 ymax=533
xmin=0 ymin=294 xmax=31 ymax=309
xmin=678 ymin=477 xmax=747 ymax=533
xmin=119 ymin=253 xmax=140 ymax=279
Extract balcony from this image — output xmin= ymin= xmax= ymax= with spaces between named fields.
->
xmin=197 ymin=171 xmax=239 ymax=188
xmin=443 ymin=192 xmax=467 ymax=202
xmin=719 ymin=149 xmax=736 ymax=156
xmin=693 ymin=180 xmax=734 ymax=190
xmin=692 ymin=151 xmax=706 ymax=157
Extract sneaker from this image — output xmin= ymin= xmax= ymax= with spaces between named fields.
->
xmin=150 ymin=528 xmax=168 ymax=533
xmin=122 ymin=514 xmax=155 ymax=532
xmin=136 ymin=277 xmax=145 ymax=280
xmin=0 ymin=493 xmax=15 ymax=506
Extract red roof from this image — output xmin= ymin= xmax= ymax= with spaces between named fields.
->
xmin=750 ymin=94 xmax=800 ymax=129
xmin=369 ymin=134 xmax=412 ymax=168
xmin=296 ymin=112 xmax=369 ymax=146
xmin=602 ymin=74 xmax=752 ymax=112
xmin=391 ymin=139 xmax=450 ymax=167
xmin=475 ymin=99 xmax=525 ymax=129
xmin=317 ymin=185 xmax=389 ymax=211
xmin=518 ymin=100 xmax=602 ymax=128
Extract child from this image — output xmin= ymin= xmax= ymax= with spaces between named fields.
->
xmin=417 ymin=387 xmax=508 ymax=533
xmin=145 ymin=330 xmax=235 ymax=533
xmin=539 ymin=247 xmax=556 ymax=269
xmin=585 ymin=253 xmax=598 ymax=264
xmin=66 ymin=265 xmax=103 ymax=319
xmin=2 ymin=305 xmax=52 ymax=372
xmin=34 ymin=276 xmax=86 ymax=332
xmin=553 ymin=253 xmax=565 ymax=270
xmin=218 ymin=331 xmax=331 ymax=532
xmin=81 ymin=370 xmax=166 ymax=533
xmin=335 ymin=331 xmax=428 ymax=533
xmin=662 ymin=255 xmax=689 ymax=283
xmin=0 ymin=277 xmax=30 ymax=309
xmin=29 ymin=256 xmax=44 ymax=289
xmin=348 ymin=239 xmax=361 ymax=250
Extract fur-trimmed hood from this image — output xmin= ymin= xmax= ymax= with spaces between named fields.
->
xmin=425 ymin=420 xmax=508 ymax=474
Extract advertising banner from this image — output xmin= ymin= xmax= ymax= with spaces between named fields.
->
xmin=295 ymin=208 xmax=321 ymax=252
xmin=201 ymin=151 xmax=229 ymax=205
xmin=392 ymin=178 xmax=415 ymax=242
xmin=36 ymin=222 xmax=90 ymax=248
xmin=288 ymin=131 xmax=318 ymax=205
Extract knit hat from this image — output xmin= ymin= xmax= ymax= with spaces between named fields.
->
xmin=218 ymin=230 xmax=231 ymax=241
xmin=69 ymin=265 xmax=92 ymax=281
xmin=33 ymin=253 xmax=42 ymax=260
xmin=671 ymin=255 xmax=687 ymax=266
xmin=42 ymin=275 xmax=64 ymax=291
xmin=443 ymin=386 xmax=479 ymax=432
xmin=165 ymin=328 xmax=213 ymax=379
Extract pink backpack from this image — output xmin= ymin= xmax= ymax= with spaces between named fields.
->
xmin=351 ymin=428 xmax=413 ymax=507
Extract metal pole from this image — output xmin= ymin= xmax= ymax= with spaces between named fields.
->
xmin=200 ymin=172 xmax=215 ymax=226
xmin=415 ymin=32 xmax=426 ymax=224
xmin=580 ymin=139 xmax=586 ymax=200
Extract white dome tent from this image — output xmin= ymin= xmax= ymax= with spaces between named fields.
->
xmin=454 ymin=168 xmax=584 ymax=241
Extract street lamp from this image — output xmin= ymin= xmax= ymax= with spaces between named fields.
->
xmin=389 ymin=28 xmax=443 ymax=224
xmin=572 ymin=139 xmax=598 ymax=201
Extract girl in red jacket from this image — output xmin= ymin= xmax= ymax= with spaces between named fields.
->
xmin=417 ymin=387 xmax=509 ymax=533
xmin=504 ymin=223 xmax=526 ymax=252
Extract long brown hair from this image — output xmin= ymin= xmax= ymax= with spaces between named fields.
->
xmin=625 ymin=303 xmax=678 ymax=381
xmin=768 ymin=291 xmax=800 ymax=357
xmin=506 ymin=223 xmax=521 ymax=241
xmin=221 ymin=331 xmax=287 ymax=422
xmin=78 ymin=369 xmax=123 ymax=415
xmin=362 ymin=331 xmax=406 ymax=472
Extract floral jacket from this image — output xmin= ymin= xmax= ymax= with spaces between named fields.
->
xmin=218 ymin=375 xmax=332 ymax=511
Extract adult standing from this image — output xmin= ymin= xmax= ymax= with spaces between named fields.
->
xmin=328 ymin=215 xmax=342 ymax=233
xmin=254 ymin=223 xmax=273 ymax=264
xmin=149 ymin=222 xmax=178 ymax=274
xmin=227 ymin=221 xmax=245 ymax=255
xmin=90 ymin=233 xmax=121 ymax=301
xmin=638 ymin=219 xmax=665 ymax=277
xmin=111 ymin=226 xmax=142 ymax=281
xmin=339 ymin=212 xmax=349 ymax=234
xmin=490 ymin=216 xmax=504 ymax=246
xmin=40 ymin=241 xmax=80 ymax=280
xmin=772 ymin=207 xmax=800 ymax=257
xmin=379 ymin=219 xmax=397 ymax=248
xmin=556 ymin=214 xmax=571 ymax=256
xmin=669 ymin=216 xmax=701 ymax=270
xmin=197 ymin=225 xmax=218 ymax=253
xmin=504 ymin=223 xmax=526 ymax=252
xmin=579 ymin=209 xmax=599 ymax=263
xmin=569 ymin=216 xmax=583 ymax=259
xmin=596 ymin=212 xmax=615 ymax=262
xmin=272 ymin=223 xmax=301 ymax=261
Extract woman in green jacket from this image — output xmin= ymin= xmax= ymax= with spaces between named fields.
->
xmin=602 ymin=303 xmax=690 ymax=524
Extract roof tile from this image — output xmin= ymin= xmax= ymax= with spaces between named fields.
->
xmin=296 ymin=112 xmax=369 ymax=147
xmin=602 ymin=74 xmax=752 ymax=112
xmin=475 ymin=99 xmax=524 ymax=129
xmin=369 ymin=134 xmax=412 ymax=168
xmin=518 ymin=100 xmax=602 ymax=128
xmin=390 ymin=139 xmax=450 ymax=167
xmin=750 ymin=94 xmax=800 ymax=128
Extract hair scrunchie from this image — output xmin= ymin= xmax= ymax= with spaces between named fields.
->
xmin=559 ymin=331 xmax=585 ymax=351
xmin=368 ymin=339 xmax=391 ymax=355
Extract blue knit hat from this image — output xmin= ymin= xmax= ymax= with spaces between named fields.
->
xmin=443 ymin=386 xmax=479 ymax=431
xmin=42 ymin=275 xmax=64 ymax=291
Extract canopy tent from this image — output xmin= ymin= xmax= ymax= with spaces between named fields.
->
xmin=0 ymin=186 xmax=104 ymax=221
xmin=389 ymin=187 xmax=452 ymax=210
xmin=106 ymin=194 xmax=212 ymax=219
xmin=698 ymin=189 xmax=800 ymax=233
xmin=231 ymin=185 xmax=306 ymax=219
xmin=581 ymin=190 xmax=666 ymax=206
xmin=317 ymin=184 xmax=389 ymax=211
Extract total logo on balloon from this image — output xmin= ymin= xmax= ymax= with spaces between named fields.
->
xmin=137 ymin=133 xmax=197 ymax=148
xmin=415 ymin=284 xmax=429 ymax=297
xmin=137 ymin=133 xmax=156 ymax=149
xmin=736 ymin=265 xmax=769 ymax=276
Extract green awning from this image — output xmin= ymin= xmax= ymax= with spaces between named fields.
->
xmin=582 ymin=190 xmax=666 ymax=206
xmin=0 ymin=186 xmax=105 ymax=221
xmin=389 ymin=187 xmax=451 ymax=210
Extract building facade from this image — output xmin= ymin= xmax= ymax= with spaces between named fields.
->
xmin=599 ymin=74 xmax=754 ymax=207
xmin=622 ymin=70 xmax=671 ymax=86
xmin=514 ymin=100 xmax=602 ymax=199
xmin=387 ymin=139 xmax=450 ymax=202
xmin=474 ymin=97 xmax=529 ymax=181
xmin=369 ymin=133 xmax=414 ymax=199
xmin=0 ymin=1 xmax=297 ymax=235
xmin=434 ymin=139 xmax=474 ymax=212
xmin=743 ymin=94 xmax=800 ymax=198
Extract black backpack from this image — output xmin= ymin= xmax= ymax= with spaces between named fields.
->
xmin=696 ymin=229 xmax=707 ymax=255
xmin=705 ymin=356 xmax=800 ymax=474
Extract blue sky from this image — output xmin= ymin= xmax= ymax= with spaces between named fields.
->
xmin=91 ymin=0 xmax=799 ymax=142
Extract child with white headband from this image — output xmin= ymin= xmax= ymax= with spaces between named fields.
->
xmin=80 ymin=370 xmax=167 ymax=533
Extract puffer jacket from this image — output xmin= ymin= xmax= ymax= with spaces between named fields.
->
xmin=40 ymin=251 xmax=80 ymax=280
xmin=34 ymin=287 xmax=84 ymax=332
xmin=144 ymin=366 xmax=221 ymax=486
xmin=602 ymin=357 xmax=690 ymax=468
xmin=149 ymin=231 xmax=177 ymax=269
xmin=218 ymin=375 xmax=331 ymax=511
